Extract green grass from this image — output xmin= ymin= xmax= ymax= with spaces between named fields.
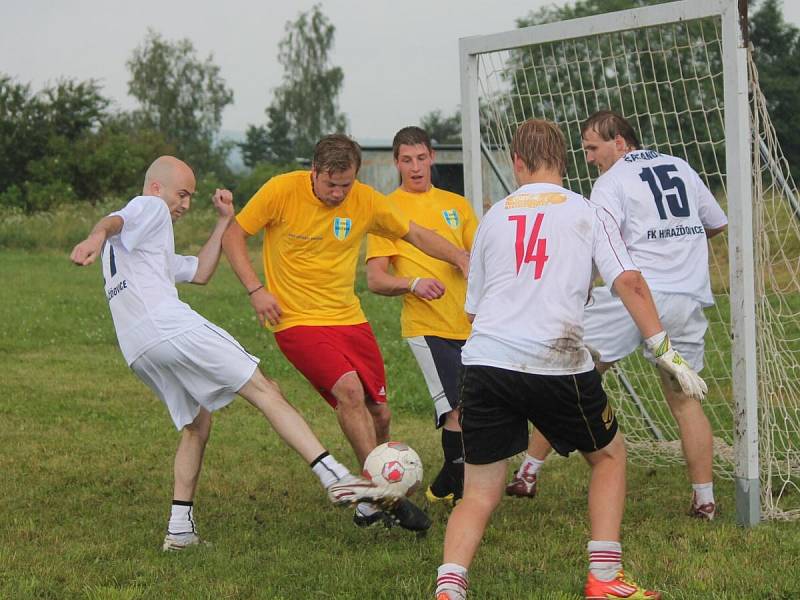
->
xmin=2 ymin=247 xmax=800 ymax=600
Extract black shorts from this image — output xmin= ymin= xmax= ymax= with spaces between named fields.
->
xmin=459 ymin=364 xmax=618 ymax=465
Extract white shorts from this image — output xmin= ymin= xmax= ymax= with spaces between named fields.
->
xmin=583 ymin=287 xmax=707 ymax=371
xmin=406 ymin=336 xmax=465 ymax=428
xmin=131 ymin=322 xmax=260 ymax=430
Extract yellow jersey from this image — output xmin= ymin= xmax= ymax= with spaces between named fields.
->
xmin=366 ymin=186 xmax=477 ymax=339
xmin=236 ymin=171 xmax=410 ymax=332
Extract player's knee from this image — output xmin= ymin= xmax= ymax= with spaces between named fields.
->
xmin=250 ymin=369 xmax=284 ymax=397
xmin=586 ymin=432 xmax=626 ymax=465
xmin=333 ymin=377 xmax=365 ymax=408
xmin=183 ymin=412 xmax=212 ymax=443
xmin=463 ymin=487 xmax=502 ymax=513
xmin=371 ymin=404 xmax=391 ymax=431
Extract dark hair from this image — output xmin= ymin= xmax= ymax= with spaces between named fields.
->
xmin=312 ymin=134 xmax=362 ymax=174
xmin=392 ymin=126 xmax=432 ymax=159
xmin=580 ymin=110 xmax=641 ymax=149
xmin=511 ymin=119 xmax=567 ymax=176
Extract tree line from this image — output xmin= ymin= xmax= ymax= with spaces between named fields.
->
xmin=1 ymin=0 xmax=797 ymax=213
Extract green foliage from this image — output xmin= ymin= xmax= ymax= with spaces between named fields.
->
xmin=750 ymin=0 xmax=800 ymax=180
xmin=238 ymin=124 xmax=271 ymax=168
xmin=127 ymin=29 xmax=234 ymax=175
xmin=516 ymin=0 xmax=670 ymax=25
xmin=246 ymin=4 xmax=347 ymax=164
xmin=0 ymin=74 xmax=176 ymax=212
xmin=420 ymin=109 xmax=462 ymax=144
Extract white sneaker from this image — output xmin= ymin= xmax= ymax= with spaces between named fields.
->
xmin=327 ymin=474 xmax=399 ymax=507
xmin=162 ymin=532 xmax=207 ymax=551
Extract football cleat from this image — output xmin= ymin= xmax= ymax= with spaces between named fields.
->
xmin=162 ymin=532 xmax=207 ymax=551
xmin=386 ymin=497 xmax=432 ymax=532
xmin=353 ymin=508 xmax=391 ymax=528
xmin=436 ymin=592 xmax=466 ymax=600
xmin=688 ymin=493 xmax=717 ymax=521
xmin=585 ymin=570 xmax=661 ymax=599
xmin=327 ymin=474 xmax=399 ymax=508
xmin=426 ymin=467 xmax=463 ymax=506
xmin=426 ymin=486 xmax=457 ymax=506
xmin=505 ymin=470 xmax=537 ymax=498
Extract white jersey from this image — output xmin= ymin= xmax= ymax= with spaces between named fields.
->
xmin=591 ymin=150 xmax=727 ymax=306
xmin=462 ymin=182 xmax=638 ymax=375
xmin=102 ymin=195 xmax=203 ymax=365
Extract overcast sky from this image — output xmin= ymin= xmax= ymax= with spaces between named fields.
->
xmin=2 ymin=1 xmax=798 ymax=142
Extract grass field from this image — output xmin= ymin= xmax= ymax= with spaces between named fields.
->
xmin=1 ymin=220 xmax=799 ymax=598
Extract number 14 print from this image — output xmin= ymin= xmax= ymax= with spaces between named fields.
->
xmin=508 ymin=213 xmax=549 ymax=279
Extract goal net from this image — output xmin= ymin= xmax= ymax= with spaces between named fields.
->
xmin=460 ymin=0 xmax=800 ymax=521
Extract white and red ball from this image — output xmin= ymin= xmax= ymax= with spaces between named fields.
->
xmin=363 ymin=441 xmax=423 ymax=496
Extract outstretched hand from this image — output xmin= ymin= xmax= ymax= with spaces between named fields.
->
xmin=212 ymin=188 xmax=234 ymax=219
xmin=70 ymin=234 xmax=104 ymax=267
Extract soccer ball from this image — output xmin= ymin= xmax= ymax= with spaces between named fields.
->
xmin=363 ymin=441 xmax=423 ymax=497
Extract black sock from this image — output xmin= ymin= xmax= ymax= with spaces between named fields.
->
xmin=431 ymin=429 xmax=464 ymax=496
xmin=442 ymin=428 xmax=464 ymax=465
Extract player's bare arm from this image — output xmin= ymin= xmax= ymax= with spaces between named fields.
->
xmin=706 ymin=224 xmax=727 ymax=239
xmin=192 ymin=188 xmax=234 ymax=285
xmin=70 ymin=215 xmax=124 ymax=266
xmin=612 ymin=269 xmax=707 ymax=400
xmin=402 ymin=221 xmax=470 ymax=277
xmin=366 ymin=256 xmax=446 ymax=300
xmin=221 ymin=220 xmax=283 ymax=327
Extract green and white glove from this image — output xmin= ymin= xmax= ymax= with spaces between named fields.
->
xmin=645 ymin=331 xmax=708 ymax=401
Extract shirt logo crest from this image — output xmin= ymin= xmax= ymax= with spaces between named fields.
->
xmin=442 ymin=209 xmax=460 ymax=228
xmin=333 ymin=217 xmax=352 ymax=241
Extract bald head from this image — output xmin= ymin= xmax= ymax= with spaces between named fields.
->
xmin=143 ymin=156 xmax=197 ymax=221
xmin=143 ymin=156 xmax=194 ymax=193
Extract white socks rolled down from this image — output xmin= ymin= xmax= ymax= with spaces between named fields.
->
xmin=310 ymin=451 xmax=350 ymax=489
xmin=692 ymin=482 xmax=715 ymax=506
xmin=436 ymin=563 xmax=468 ymax=599
xmin=588 ymin=540 xmax=622 ymax=581
xmin=168 ymin=500 xmax=195 ymax=535
xmin=518 ymin=453 xmax=545 ymax=478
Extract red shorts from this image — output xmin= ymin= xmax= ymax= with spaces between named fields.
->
xmin=274 ymin=322 xmax=388 ymax=409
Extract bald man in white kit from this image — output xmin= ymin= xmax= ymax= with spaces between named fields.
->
xmin=71 ymin=156 xmax=396 ymax=551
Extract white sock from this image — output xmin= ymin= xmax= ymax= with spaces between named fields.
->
xmin=436 ymin=563 xmax=469 ymax=599
xmin=310 ymin=452 xmax=350 ymax=489
xmin=518 ymin=453 xmax=545 ymax=478
xmin=588 ymin=540 xmax=622 ymax=581
xmin=168 ymin=501 xmax=195 ymax=535
xmin=355 ymin=502 xmax=380 ymax=517
xmin=692 ymin=482 xmax=714 ymax=506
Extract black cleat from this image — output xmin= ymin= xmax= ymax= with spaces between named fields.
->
xmin=386 ymin=498 xmax=432 ymax=532
xmin=353 ymin=509 xmax=391 ymax=528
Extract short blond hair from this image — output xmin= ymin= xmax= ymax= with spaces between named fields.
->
xmin=511 ymin=119 xmax=567 ymax=176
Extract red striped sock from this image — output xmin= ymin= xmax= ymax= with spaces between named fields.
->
xmin=436 ymin=563 xmax=468 ymax=599
xmin=588 ymin=540 xmax=622 ymax=581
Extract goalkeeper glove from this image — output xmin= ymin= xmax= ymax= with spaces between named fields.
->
xmin=644 ymin=331 xmax=708 ymax=401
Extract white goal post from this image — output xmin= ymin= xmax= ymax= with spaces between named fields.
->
xmin=460 ymin=0 xmax=800 ymax=525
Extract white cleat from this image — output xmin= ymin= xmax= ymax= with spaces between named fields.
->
xmin=327 ymin=474 xmax=399 ymax=508
xmin=162 ymin=532 xmax=208 ymax=551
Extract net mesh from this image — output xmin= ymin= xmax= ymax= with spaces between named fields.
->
xmin=473 ymin=15 xmax=800 ymax=519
